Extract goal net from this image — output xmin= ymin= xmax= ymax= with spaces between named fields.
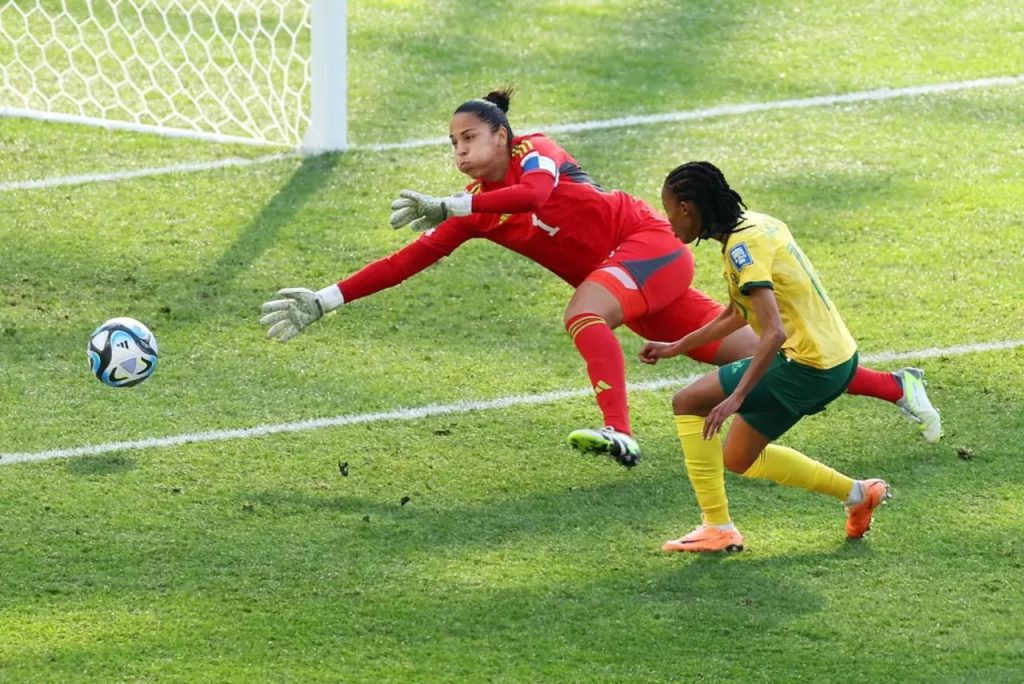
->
xmin=0 ymin=0 xmax=346 ymax=150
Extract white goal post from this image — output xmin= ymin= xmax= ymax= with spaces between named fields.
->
xmin=0 ymin=0 xmax=347 ymax=152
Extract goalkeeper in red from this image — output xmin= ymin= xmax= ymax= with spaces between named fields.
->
xmin=260 ymin=89 xmax=940 ymax=466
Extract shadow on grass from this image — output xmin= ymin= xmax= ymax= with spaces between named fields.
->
xmin=195 ymin=153 xmax=339 ymax=295
xmin=64 ymin=454 xmax=137 ymax=476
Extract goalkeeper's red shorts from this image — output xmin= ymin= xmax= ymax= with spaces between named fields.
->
xmin=584 ymin=228 xmax=724 ymax=365
xmin=625 ymin=289 xmax=724 ymax=365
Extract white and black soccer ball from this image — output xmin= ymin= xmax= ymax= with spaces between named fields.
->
xmin=87 ymin=317 xmax=159 ymax=387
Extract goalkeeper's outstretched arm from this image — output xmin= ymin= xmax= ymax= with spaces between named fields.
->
xmin=389 ymin=174 xmax=555 ymax=232
xmin=260 ymin=239 xmax=453 ymax=342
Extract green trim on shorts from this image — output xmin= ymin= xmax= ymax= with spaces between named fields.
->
xmin=718 ymin=351 xmax=858 ymax=440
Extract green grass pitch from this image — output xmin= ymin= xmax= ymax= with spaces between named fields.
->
xmin=1 ymin=1 xmax=1023 ymax=681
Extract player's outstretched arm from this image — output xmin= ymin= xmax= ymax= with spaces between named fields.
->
xmin=389 ymin=174 xmax=555 ymax=232
xmin=639 ymin=303 xmax=746 ymax=364
xmin=259 ymin=237 xmax=462 ymax=343
xmin=259 ymin=284 xmax=344 ymax=342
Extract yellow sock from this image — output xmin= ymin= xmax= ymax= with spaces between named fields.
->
xmin=675 ymin=415 xmax=731 ymax=525
xmin=742 ymin=444 xmax=855 ymax=501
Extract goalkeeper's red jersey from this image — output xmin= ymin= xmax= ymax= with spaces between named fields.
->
xmin=338 ymin=133 xmax=682 ymax=302
xmin=420 ymin=133 xmax=671 ymax=286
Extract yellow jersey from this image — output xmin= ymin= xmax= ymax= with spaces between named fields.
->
xmin=722 ymin=211 xmax=856 ymax=369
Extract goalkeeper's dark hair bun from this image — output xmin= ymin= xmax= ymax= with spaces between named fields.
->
xmin=483 ymin=88 xmax=515 ymax=113
xmin=454 ymin=87 xmax=516 ymax=141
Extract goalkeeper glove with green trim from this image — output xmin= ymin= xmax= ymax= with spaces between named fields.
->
xmin=260 ymin=284 xmax=344 ymax=342
xmin=389 ymin=189 xmax=472 ymax=232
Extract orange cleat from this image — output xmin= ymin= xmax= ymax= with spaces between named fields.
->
xmin=845 ymin=478 xmax=891 ymax=539
xmin=662 ymin=525 xmax=745 ymax=553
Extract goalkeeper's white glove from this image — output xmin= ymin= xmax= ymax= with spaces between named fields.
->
xmin=259 ymin=284 xmax=345 ymax=342
xmin=389 ymin=189 xmax=472 ymax=232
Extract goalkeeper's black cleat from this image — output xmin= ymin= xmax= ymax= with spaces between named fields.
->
xmin=568 ymin=427 xmax=641 ymax=468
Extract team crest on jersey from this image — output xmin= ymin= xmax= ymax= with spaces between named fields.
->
xmin=729 ymin=243 xmax=754 ymax=271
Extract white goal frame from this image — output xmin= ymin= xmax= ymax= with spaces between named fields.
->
xmin=0 ymin=0 xmax=347 ymax=152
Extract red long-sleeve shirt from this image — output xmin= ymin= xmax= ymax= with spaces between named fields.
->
xmin=339 ymin=133 xmax=672 ymax=300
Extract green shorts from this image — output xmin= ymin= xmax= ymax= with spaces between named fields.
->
xmin=717 ymin=351 xmax=858 ymax=440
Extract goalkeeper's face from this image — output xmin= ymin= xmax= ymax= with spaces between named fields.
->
xmin=449 ymin=112 xmax=509 ymax=181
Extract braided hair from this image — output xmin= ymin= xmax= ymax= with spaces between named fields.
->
xmin=454 ymin=88 xmax=516 ymax=142
xmin=664 ymin=162 xmax=746 ymax=242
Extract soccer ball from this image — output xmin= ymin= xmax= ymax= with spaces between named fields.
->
xmin=87 ymin=317 xmax=159 ymax=387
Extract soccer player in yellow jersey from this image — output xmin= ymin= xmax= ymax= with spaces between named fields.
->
xmin=641 ymin=162 xmax=890 ymax=552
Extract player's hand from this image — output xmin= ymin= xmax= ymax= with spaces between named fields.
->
xmin=389 ymin=189 xmax=472 ymax=232
xmin=389 ymin=190 xmax=443 ymax=232
xmin=703 ymin=393 xmax=744 ymax=439
xmin=260 ymin=288 xmax=324 ymax=342
xmin=639 ymin=340 xmax=682 ymax=365
xmin=260 ymin=285 xmax=344 ymax=342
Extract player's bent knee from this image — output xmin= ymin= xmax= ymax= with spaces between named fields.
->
xmin=723 ymin=455 xmax=748 ymax=474
xmin=672 ymin=388 xmax=698 ymax=415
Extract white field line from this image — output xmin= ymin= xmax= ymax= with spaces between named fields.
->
xmin=0 ymin=106 xmax=284 ymax=147
xmin=0 ymin=153 xmax=299 ymax=192
xmin=1 ymin=74 xmax=1021 ymax=193
xmin=2 ymin=339 xmax=1021 ymax=466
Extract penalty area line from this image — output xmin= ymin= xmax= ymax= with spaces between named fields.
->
xmin=1 ymin=338 xmax=1022 ymax=466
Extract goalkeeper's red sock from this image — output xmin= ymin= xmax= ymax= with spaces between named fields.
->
xmin=846 ymin=366 xmax=903 ymax=404
xmin=566 ymin=313 xmax=630 ymax=434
